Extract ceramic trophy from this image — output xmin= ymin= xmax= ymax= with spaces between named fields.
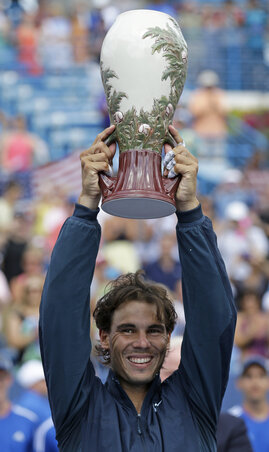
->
xmin=99 ymin=9 xmax=188 ymax=219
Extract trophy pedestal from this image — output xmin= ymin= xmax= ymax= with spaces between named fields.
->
xmin=99 ymin=149 xmax=180 ymax=219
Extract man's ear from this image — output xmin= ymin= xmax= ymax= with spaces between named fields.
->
xmin=99 ymin=330 xmax=110 ymax=349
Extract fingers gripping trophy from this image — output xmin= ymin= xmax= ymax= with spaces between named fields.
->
xmin=99 ymin=9 xmax=188 ymax=219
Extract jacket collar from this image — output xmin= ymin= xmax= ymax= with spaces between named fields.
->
xmin=105 ymin=369 xmax=162 ymax=416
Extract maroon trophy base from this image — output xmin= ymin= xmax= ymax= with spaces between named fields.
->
xmin=99 ymin=149 xmax=180 ymax=219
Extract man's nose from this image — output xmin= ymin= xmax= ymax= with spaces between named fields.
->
xmin=132 ymin=331 xmax=151 ymax=348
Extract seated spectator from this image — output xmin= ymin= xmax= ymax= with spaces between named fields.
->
xmin=101 ymin=216 xmax=142 ymax=273
xmin=1 ymin=211 xmax=32 ymax=284
xmin=0 ymin=180 xmax=23 ymax=240
xmin=3 ymin=275 xmax=44 ymax=364
xmin=1 ymin=116 xmax=35 ymax=173
xmin=212 ymin=169 xmax=258 ymax=221
xmin=39 ymin=4 xmax=73 ymax=69
xmin=0 ymin=354 xmax=37 ymax=451
xmin=34 ymin=417 xmax=58 ymax=452
xmin=146 ymin=0 xmax=177 ymax=17
xmin=143 ymin=233 xmax=182 ymax=300
xmin=234 ymin=290 xmax=269 ymax=360
xmin=0 ymin=116 xmax=49 ymax=174
xmin=10 ymin=245 xmax=45 ymax=304
xmin=16 ymin=12 xmax=42 ymax=75
xmin=232 ymin=252 xmax=269 ymax=302
xmin=218 ymin=201 xmax=268 ymax=281
xmin=71 ymin=6 xmax=89 ymax=64
xmin=229 ymin=356 xmax=269 ymax=452
xmin=16 ymin=360 xmax=52 ymax=424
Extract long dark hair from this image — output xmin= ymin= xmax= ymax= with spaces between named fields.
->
xmin=93 ymin=271 xmax=177 ymax=364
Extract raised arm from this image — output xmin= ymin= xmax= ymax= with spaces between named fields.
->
xmin=165 ymin=126 xmax=236 ymax=435
xmin=39 ymin=126 xmax=116 ymax=442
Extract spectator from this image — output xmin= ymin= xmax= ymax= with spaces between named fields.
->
xmin=0 ymin=180 xmax=23 ymax=239
xmin=87 ymin=13 xmax=105 ymax=61
xmin=16 ymin=360 xmax=52 ymax=425
xmin=188 ymin=70 xmax=228 ymax=163
xmin=101 ymin=215 xmax=141 ymax=274
xmin=16 ymin=12 xmax=42 ymax=75
xmin=3 ymin=275 xmax=43 ymax=364
xmin=39 ymin=4 xmax=73 ymax=69
xmin=217 ymin=201 xmax=268 ymax=281
xmin=244 ymin=0 xmax=268 ymax=90
xmin=10 ymin=245 xmax=45 ymax=304
xmin=146 ymin=0 xmax=177 ymax=17
xmin=87 ymin=0 xmax=119 ymax=61
xmin=0 ymin=7 xmax=11 ymax=46
xmin=4 ymin=0 xmax=25 ymax=28
xmin=70 ymin=5 xmax=89 ymax=64
xmin=1 ymin=211 xmax=32 ymax=284
xmin=1 ymin=116 xmax=35 ymax=173
xmin=234 ymin=290 xmax=269 ymax=360
xmin=0 ymin=354 xmax=37 ymax=451
xmin=232 ymin=253 xmax=269 ymax=302
xmin=33 ymin=417 xmax=58 ymax=452
xmin=212 ymin=168 xmax=257 ymax=221
xmin=1 ymin=115 xmax=49 ymax=174
xmin=229 ymin=356 xmax=269 ymax=452
xmin=143 ymin=233 xmax=182 ymax=300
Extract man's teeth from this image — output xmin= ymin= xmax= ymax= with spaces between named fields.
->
xmin=129 ymin=357 xmax=151 ymax=364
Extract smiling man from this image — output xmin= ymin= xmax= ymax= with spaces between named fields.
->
xmin=39 ymin=125 xmax=237 ymax=452
xmin=95 ymin=273 xmax=176 ymax=412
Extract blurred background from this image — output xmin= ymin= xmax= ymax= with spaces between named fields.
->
xmin=0 ymin=0 xmax=268 ymax=436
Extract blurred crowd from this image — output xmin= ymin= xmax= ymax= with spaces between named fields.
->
xmin=0 ymin=0 xmax=268 ymax=451
xmin=0 ymin=0 xmax=268 ymax=88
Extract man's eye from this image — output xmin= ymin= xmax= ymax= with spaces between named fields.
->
xmin=122 ymin=328 xmax=135 ymax=334
xmin=148 ymin=328 xmax=162 ymax=335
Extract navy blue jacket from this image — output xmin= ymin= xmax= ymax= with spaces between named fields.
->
xmin=39 ymin=204 xmax=236 ymax=452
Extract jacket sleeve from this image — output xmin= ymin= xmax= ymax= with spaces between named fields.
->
xmin=39 ymin=204 xmax=101 ymax=440
xmin=176 ymin=205 xmax=237 ymax=434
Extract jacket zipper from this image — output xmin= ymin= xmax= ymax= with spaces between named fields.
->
xmin=137 ymin=414 xmax=147 ymax=452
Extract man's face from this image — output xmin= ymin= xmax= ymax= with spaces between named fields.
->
xmin=100 ymin=300 xmax=170 ymax=389
xmin=238 ymin=365 xmax=269 ymax=404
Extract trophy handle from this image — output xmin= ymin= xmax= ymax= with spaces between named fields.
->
xmin=162 ymin=130 xmax=181 ymax=199
xmin=162 ymin=175 xmax=181 ymax=199
xmin=99 ymin=173 xmax=117 ymax=197
xmin=98 ymin=129 xmax=118 ymax=197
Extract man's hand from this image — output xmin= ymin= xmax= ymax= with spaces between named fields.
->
xmin=79 ymin=125 xmax=116 ymax=210
xmin=164 ymin=125 xmax=199 ymax=212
